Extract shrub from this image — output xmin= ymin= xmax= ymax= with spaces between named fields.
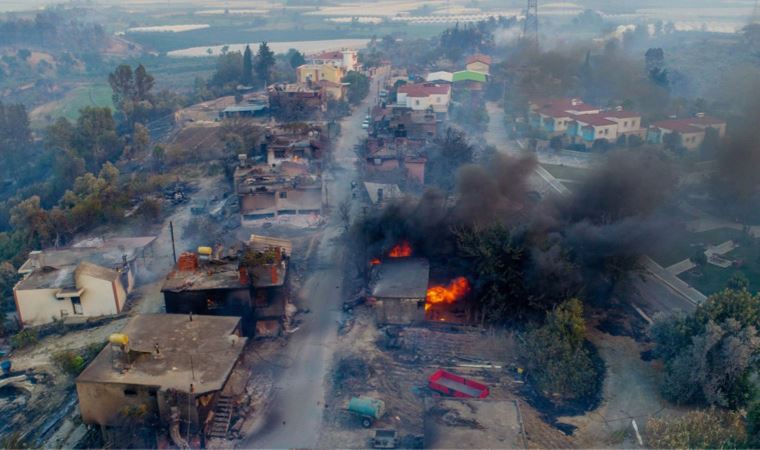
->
xmin=519 ymin=299 xmax=603 ymax=405
xmin=10 ymin=328 xmax=38 ymax=349
xmin=52 ymin=342 xmax=104 ymax=376
xmin=645 ymin=409 xmax=747 ymax=449
xmin=52 ymin=350 xmax=86 ymax=375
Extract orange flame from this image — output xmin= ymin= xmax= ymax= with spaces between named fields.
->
xmin=425 ymin=277 xmax=470 ymax=311
xmin=370 ymin=258 xmax=382 ymax=265
xmin=388 ymin=241 xmax=412 ymax=258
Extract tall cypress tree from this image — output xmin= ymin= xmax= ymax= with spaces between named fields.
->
xmin=242 ymin=44 xmax=253 ymax=86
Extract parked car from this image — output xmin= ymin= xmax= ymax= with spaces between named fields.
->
xmin=361 ymin=120 xmax=370 ymax=129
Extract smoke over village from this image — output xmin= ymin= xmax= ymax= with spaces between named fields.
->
xmin=1 ymin=0 xmax=760 ymax=449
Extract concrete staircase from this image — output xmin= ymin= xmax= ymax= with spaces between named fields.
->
xmin=208 ymin=395 xmax=233 ymax=439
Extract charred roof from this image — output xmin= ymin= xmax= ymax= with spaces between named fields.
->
xmin=370 ymin=258 xmax=430 ymax=299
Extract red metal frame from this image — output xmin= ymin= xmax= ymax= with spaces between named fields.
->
xmin=427 ymin=369 xmax=490 ymax=399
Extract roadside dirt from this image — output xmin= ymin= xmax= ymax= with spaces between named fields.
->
xmin=556 ymin=329 xmax=687 ymax=448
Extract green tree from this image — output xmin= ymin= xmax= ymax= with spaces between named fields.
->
xmin=242 ymin=44 xmax=253 ymax=86
xmin=342 ymin=71 xmax=370 ymax=105
xmin=72 ymin=107 xmax=121 ymax=169
xmin=210 ymin=51 xmax=244 ymax=88
xmin=519 ymin=299 xmax=601 ymax=404
xmin=425 ymin=128 xmax=474 ymax=192
xmin=288 ymin=49 xmax=305 ymax=68
xmin=652 ymin=288 xmax=760 ymax=409
xmin=0 ymin=101 xmax=32 ymax=171
xmin=9 ymin=196 xmax=54 ymax=248
xmin=129 ymin=123 xmax=150 ymax=158
xmin=254 ymin=42 xmax=276 ymax=85
xmin=108 ymin=64 xmax=134 ymax=106
xmin=133 ymin=64 xmax=154 ymax=102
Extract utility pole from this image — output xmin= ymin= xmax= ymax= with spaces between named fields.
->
xmin=169 ymin=221 xmax=177 ymax=264
xmin=523 ymin=0 xmax=539 ymax=48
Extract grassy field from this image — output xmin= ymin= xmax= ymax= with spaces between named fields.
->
xmin=30 ymin=84 xmax=114 ymax=128
xmin=645 ymin=224 xmax=760 ymax=295
xmin=680 ymin=241 xmax=760 ymax=295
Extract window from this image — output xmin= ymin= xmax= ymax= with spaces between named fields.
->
xmin=415 ymin=100 xmax=420 ymax=106
xmin=279 ymin=191 xmax=287 ymax=199
xmin=624 ymin=121 xmax=628 ymax=127
xmin=71 ymin=296 xmax=83 ymax=315
xmin=274 ymin=150 xmax=285 ymax=159
xmin=124 ymin=388 xmax=138 ymax=397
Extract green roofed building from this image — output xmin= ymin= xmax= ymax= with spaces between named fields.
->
xmin=452 ymin=70 xmax=487 ymax=83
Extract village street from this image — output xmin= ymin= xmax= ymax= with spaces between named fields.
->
xmin=240 ymin=68 xmax=387 ymax=449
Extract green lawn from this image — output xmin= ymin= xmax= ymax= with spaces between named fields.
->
xmin=56 ymin=85 xmax=114 ymax=121
xmin=675 ymin=230 xmax=760 ymax=295
xmin=30 ymin=84 xmax=114 ymax=129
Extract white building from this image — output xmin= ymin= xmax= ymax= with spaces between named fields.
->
xmin=13 ymin=236 xmax=155 ymax=327
xmin=306 ymin=49 xmax=359 ymax=72
xmin=14 ymin=261 xmax=128 ymax=327
xmin=396 ymin=83 xmax=451 ymax=113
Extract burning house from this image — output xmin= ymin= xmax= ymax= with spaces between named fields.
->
xmin=13 ymin=236 xmax=156 ymax=327
xmin=161 ymin=237 xmax=291 ymax=337
xmin=75 ymin=314 xmax=247 ymax=448
xmin=369 ymin=257 xmax=430 ymax=325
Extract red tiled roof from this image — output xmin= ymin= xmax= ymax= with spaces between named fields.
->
xmin=466 ymin=54 xmax=492 ymax=65
xmin=397 ymin=83 xmax=450 ymax=97
xmin=571 ymin=113 xmax=617 ymax=127
xmin=651 ymin=119 xmax=703 ymax=134
xmin=688 ymin=116 xmax=726 ymax=126
xmin=603 ymin=110 xmax=642 ymax=119
xmin=538 ymin=107 xmax=573 ymax=119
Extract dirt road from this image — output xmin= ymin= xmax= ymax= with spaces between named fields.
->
xmin=239 ymin=67 xmax=388 ymax=449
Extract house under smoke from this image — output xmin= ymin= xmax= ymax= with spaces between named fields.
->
xmin=369 ymin=258 xmax=430 ymax=325
xmin=161 ymin=237 xmax=291 ymax=337
xmin=75 ymin=314 xmax=247 ymax=448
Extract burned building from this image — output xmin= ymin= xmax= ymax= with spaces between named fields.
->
xmin=75 ymin=314 xmax=247 ymax=447
xmin=234 ymin=160 xmax=324 ymax=223
xmin=13 ymin=236 xmax=156 ymax=327
xmin=364 ymin=137 xmax=427 ymax=186
xmin=370 ymin=105 xmax=439 ymax=140
xmin=369 ymin=258 xmax=430 ymax=325
xmin=161 ymin=237 xmax=291 ymax=337
xmin=267 ymin=83 xmax=325 ymax=116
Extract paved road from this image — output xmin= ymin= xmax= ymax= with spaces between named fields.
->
xmin=240 ymin=68 xmax=387 ymax=449
xmin=484 ymin=102 xmax=700 ymax=316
